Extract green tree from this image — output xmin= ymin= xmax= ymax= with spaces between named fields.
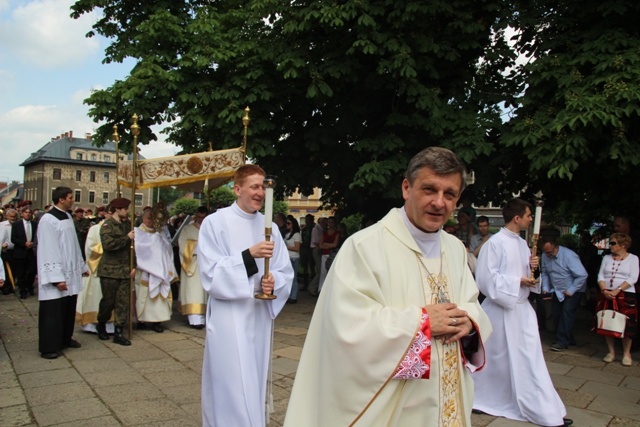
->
xmin=500 ymin=1 xmax=640 ymax=229
xmin=71 ymin=0 xmax=516 ymax=219
xmin=171 ymin=198 xmax=200 ymax=216
xmin=209 ymin=186 xmax=236 ymax=209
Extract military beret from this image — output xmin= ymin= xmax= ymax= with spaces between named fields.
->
xmin=96 ymin=206 xmax=106 ymax=213
xmin=109 ymin=198 xmax=131 ymax=209
xmin=75 ymin=207 xmax=85 ymax=213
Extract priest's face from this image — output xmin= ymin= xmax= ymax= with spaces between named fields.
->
xmin=59 ymin=193 xmax=74 ymax=212
xmin=402 ymin=167 xmax=462 ymax=233
xmin=234 ymin=173 xmax=266 ymax=214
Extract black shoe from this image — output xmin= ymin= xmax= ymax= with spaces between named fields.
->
xmin=113 ymin=335 xmax=131 ymax=346
xmin=554 ymin=418 xmax=573 ymax=427
xmin=152 ymin=323 xmax=164 ymax=333
xmin=113 ymin=326 xmax=131 ymax=346
xmin=41 ymin=352 xmax=59 ymax=359
xmin=550 ymin=343 xmax=568 ymax=352
xmin=64 ymin=339 xmax=82 ymax=348
xmin=287 ymin=298 xmax=297 ymax=304
xmin=191 ymin=324 xmax=205 ymax=330
xmin=471 ymin=409 xmax=486 ymax=415
xmin=96 ymin=323 xmax=109 ymax=340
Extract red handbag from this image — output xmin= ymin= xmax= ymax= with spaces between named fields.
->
xmin=595 ymin=298 xmax=627 ymax=338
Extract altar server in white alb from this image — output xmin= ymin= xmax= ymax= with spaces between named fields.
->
xmin=472 ymin=198 xmax=572 ymax=427
xmin=285 ymin=147 xmax=491 ymax=426
xmin=178 ymin=206 xmax=208 ymax=329
xmin=197 ymin=164 xmax=293 ymax=427
xmin=37 ymin=187 xmax=88 ymax=359
xmin=134 ymin=207 xmax=177 ymax=333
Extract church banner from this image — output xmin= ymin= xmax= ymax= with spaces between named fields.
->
xmin=117 ymin=147 xmax=245 ymax=189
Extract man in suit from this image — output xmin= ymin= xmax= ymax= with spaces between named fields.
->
xmin=12 ymin=207 xmax=37 ymax=299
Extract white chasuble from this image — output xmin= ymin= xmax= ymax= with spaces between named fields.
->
xmin=284 ymin=208 xmax=491 ymax=427
xmin=473 ymin=228 xmax=566 ymax=426
xmin=178 ymin=222 xmax=207 ymax=323
xmin=134 ymin=225 xmax=176 ymax=322
xmin=197 ymin=202 xmax=293 ymax=427
xmin=76 ymin=222 xmax=114 ymax=332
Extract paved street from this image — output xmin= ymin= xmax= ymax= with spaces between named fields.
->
xmin=1 ymin=288 xmax=640 ymax=426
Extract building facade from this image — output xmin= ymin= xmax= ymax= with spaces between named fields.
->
xmin=20 ymin=131 xmax=153 ymax=211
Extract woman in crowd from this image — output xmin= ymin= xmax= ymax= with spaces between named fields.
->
xmin=284 ymin=216 xmax=302 ymax=304
xmin=597 ymin=232 xmax=639 ymax=366
xmin=318 ymin=217 xmax=339 ymax=293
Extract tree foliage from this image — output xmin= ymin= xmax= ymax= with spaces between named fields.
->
xmin=71 ymin=0 xmax=640 ymax=229
xmin=170 ymin=197 xmax=200 ymax=216
xmin=501 ymin=1 xmax=640 ymax=229
xmin=71 ymin=0 xmax=515 ymax=219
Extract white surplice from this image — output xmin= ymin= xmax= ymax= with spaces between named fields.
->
xmin=37 ymin=208 xmax=86 ymax=301
xmin=197 ymin=202 xmax=293 ymax=427
xmin=134 ymin=225 xmax=175 ymax=322
xmin=284 ymin=208 xmax=491 ymax=427
xmin=76 ymin=222 xmax=114 ymax=333
xmin=178 ymin=222 xmax=207 ymax=325
xmin=473 ymin=228 xmax=566 ymax=426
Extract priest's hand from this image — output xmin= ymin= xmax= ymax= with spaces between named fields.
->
xmin=250 ymin=241 xmax=274 ymax=259
xmin=521 ymin=277 xmax=538 ymax=288
xmin=56 ymin=282 xmax=68 ymax=291
xmin=529 ymin=255 xmax=539 ymax=269
xmin=261 ymin=272 xmax=275 ymax=294
xmin=425 ymin=303 xmax=471 ymax=343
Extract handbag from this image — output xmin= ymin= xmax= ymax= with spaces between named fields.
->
xmin=595 ymin=298 xmax=627 ymax=338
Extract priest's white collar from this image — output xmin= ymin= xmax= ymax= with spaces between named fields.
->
xmin=401 ymin=207 xmax=441 ymax=258
xmin=232 ymin=201 xmax=259 ymax=220
xmin=501 ymin=227 xmax=521 ymax=238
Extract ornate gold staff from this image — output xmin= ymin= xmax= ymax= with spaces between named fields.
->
xmin=241 ymin=107 xmax=250 ymax=164
xmin=112 ymin=124 xmax=121 ymax=197
xmin=128 ymin=114 xmax=140 ymax=338
xmin=255 ymin=176 xmax=277 ymax=300
xmin=530 ymin=199 xmax=543 ymax=280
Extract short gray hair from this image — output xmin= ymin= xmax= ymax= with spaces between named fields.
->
xmin=405 ymin=147 xmax=467 ymax=189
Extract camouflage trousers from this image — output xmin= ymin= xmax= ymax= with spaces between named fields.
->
xmin=98 ymin=278 xmax=131 ymax=327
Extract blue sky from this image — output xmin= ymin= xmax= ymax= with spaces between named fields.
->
xmin=0 ymin=0 xmax=177 ymax=183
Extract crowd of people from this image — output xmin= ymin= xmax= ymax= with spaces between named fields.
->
xmin=1 ymin=146 xmax=639 ymax=427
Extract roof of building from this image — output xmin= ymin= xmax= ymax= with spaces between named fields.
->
xmin=20 ymin=133 xmax=142 ymax=167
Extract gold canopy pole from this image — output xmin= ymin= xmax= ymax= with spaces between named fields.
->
xmin=112 ymin=125 xmax=121 ymax=197
xmin=129 ymin=114 xmax=140 ymax=339
xmin=241 ymin=107 xmax=250 ymax=163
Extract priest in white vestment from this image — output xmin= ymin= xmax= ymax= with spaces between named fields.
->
xmin=197 ymin=165 xmax=293 ymax=427
xmin=472 ymin=198 xmax=570 ymax=427
xmin=134 ymin=209 xmax=177 ymax=332
xmin=285 ymin=147 xmax=491 ymax=426
xmin=76 ymin=213 xmax=115 ymax=334
xmin=37 ymin=187 xmax=88 ymax=359
xmin=178 ymin=207 xmax=208 ymax=328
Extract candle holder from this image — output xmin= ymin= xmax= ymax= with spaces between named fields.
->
xmin=255 ymin=176 xmax=277 ymax=300
xmin=530 ymin=198 xmax=544 ymax=280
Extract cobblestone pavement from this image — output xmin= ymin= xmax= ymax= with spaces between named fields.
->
xmin=1 ymin=288 xmax=640 ymax=426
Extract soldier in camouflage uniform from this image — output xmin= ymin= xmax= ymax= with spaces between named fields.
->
xmin=96 ymin=198 xmax=136 ymax=346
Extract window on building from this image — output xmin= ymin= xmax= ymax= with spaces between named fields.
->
xmin=103 ymin=172 xmax=110 ymax=183
xmin=135 ymin=194 xmax=143 ymax=206
xmin=74 ymin=190 xmax=81 ymax=202
xmin=104 ymin=155 xmax=111 ymax=163
xmin=90 ymin=171 xmax=96 ymax=182
xmin=75 ymin=170 xmax=82 ymax=181
xmin=91 ymin=153 xmax=97 ymax=161
xmin=76 ymin=153 xmax=83 ymax=160
xmin=89 ymin=191 xmax=95 ymax=204
xmin=102 ymin=192 xmax=109 ymax=204
xmin=52 ymin=168 xmax=62 ymax=180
